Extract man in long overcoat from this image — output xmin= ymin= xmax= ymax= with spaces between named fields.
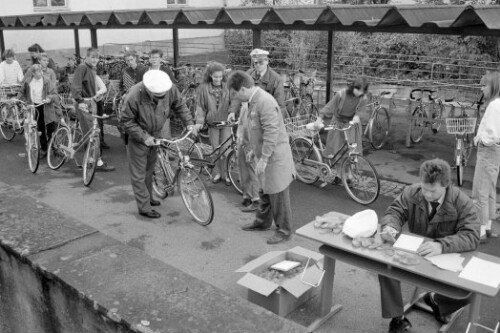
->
xmin=227 ymin=70 xmax=295 ymax=244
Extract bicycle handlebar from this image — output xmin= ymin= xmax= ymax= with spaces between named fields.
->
xmin=324 ymin=121 xmax=356 ymax=132
xmin=409 ymin=88 xmax=436 ymax=101
xmin=207 ymin=120 xmax=239 ymax=128
xmin=7 ymin=98 xmax=44 ymax=108
xmin=155 ymin=128 xmax=194 ymax=147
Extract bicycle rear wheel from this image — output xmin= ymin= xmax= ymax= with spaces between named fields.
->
xmin=290 ymin=137 xmax=321 ymax=184
xmin=410 ymin=106 xmax=427 ymax=143
xmin=83 ymin=136 xmax=99 ymax=186
xmin=341 ymin=155 xmax=380 ymax=205
xmin=153 ymin=150 xmax=176 ymax=199
xmin=47 ymin=126 xmax=69 ymax=170
xmin=226 ymin=149 xmax=243 ymax=195
xmin=368 ymin=107 xmax=390 ymax=150
xmin=0 ymin=104 xmax=16 ymax=141
xmin=178 ymin=168 xmax=214 ymax=226
xmin=26 ymin=127 xmax=40 ymax=173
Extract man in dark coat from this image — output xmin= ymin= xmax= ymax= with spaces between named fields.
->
xmin=378 ymin=158 xmax=480 ymax=333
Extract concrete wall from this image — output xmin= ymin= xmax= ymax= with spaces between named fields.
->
xmin=2 ymin=0 xmax=239 ymax=53
xmin=0 ymin=245 xmax=132 ymax=333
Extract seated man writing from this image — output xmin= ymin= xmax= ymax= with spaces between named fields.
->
xmin=378 ymin=158 xmax=480 ymax=333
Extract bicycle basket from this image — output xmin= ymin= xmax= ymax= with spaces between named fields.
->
xmin=284 ymin=114 xmax=317 ymax=139
xmin=445 ymin=117 xmax=477 ymax=135
xmin=59 ymin=92 xmax=75 ymax=109
xmin=0 ymin=85 xmax=21 ymax=102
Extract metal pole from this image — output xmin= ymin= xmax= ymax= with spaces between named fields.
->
xmin=74 ymin=29 xmax=81 ymax=63
xmin=0 ymin=30 xmax=5 ymax=58
xmin=173 ymin=28 xmax=179 ymax=68
xmin=252 ymin=29 xmax=261 ymax=49
xmin=326 ymin=30 xmax=334 ymax=103
xmin=90 ymin=28 xmax=98 ymax=49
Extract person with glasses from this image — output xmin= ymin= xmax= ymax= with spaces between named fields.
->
xmin=313 ymin=76 xmax=368 ymax=185
xmin=378 ymin=158 xmax=479 ymax=333
xmin=120 ymin=70 xmax=201 ymax=219
xmin=71 ymin=47 xmax=115 ymax=172
xmin=119 ymin=51 xmax=147 ymax=96
xmin=472 ymin=70 xmax=500 ymax=242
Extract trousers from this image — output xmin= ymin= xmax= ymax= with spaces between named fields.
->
xmin=378 ymin=275 xmax=470 ymax=318
xmin=253 ymin=187 xmax=293 ymax=235
xmin=236 ymin=143 xmax=259 ymax=202
xmin=126 ymin=139 xmax=158 ymax=212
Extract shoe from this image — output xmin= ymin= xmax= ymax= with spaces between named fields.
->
xmin=332 ymin=176 xmax=342 ymax=185
xmin=266 ymin=232 xmax=291 ymax=244
xmin=241 ymin=198 xmax=252 ymax=207
xmin=388 ymin=316 xmax=412 ymax=333
xmin=139 ymin=210 xmax=161 ymax=219
xmin=96 ymin=162 xmax=115 ymax=172
xmin=212 ymin=174 xmax=221 ymax=184
xmin=241 ymin=202 xmax=259 ymax=213
xmin=150 ymin=199 xmax=161 ymax=206
xmin=423 ymin=292 xmax=450 ymax=324
xmin=225 ymin=177 xmax=231 ymax=186
xmin=100 ymin=141 xmax=110 ymax=150
xmin=242 ymin=223 xmax=270 ymax=231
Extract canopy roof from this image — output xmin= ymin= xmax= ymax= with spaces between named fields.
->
xmin=1 ymin=5 xmax=499 ymax=36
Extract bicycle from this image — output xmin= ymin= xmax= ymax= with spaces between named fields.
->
xmin=444 ymin=96 xmax=482 ymax=187
xmin=408 ymin=88 xmax=448 ymax=143
xmin=283 ymin=70 xmax=318 ymax=119
xmin=47 ymin=98 xmax=110 ymax=186
xmin=181 ymin=121 xmax=243 ymax=195
xmin=9 ymin=99 xmax=42 ymax=173
xmin=152 ymin=129 xmax=214 ymax=226
xmin=363 ymin=90 xmax=394 ymax=150
xmin=290 ymin=120 xmax=380 ymax=205
xmin=0 ymin=84 xmax=24 ymax=141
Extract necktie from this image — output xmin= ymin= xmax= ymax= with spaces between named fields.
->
xmin=429 ymin=201 xmax=439 ymax=220
xmin=255 ymin=72 xmax=261 ymax=81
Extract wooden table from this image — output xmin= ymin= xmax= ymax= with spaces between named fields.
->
xmin=296 ymin=219 xmax=500 ymax=333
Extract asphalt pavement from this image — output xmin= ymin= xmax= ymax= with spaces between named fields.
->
xmin=0 ymin=116 xmax=499 ymax=333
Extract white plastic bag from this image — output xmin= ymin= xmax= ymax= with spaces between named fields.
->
xmin=342 ymin=209 xmax=378 ymax=238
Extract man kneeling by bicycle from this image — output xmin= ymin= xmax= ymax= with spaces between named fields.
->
xmin=313 ymin=76 xmax=368 ymax=185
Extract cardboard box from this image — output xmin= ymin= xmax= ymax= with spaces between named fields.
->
xmin=236 ymin=246 xmax=323 ymax=317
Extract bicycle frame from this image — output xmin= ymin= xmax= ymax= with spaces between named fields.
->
xmin=188 ymin=124 xmax=237 ymax=171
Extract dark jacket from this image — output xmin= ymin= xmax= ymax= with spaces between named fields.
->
xmin=229 ymin=66 xmax=285 ymax=115
xmin=195 ymin=82 xmax=231 ymax=125
xmin=18 ymin=76 xmax=62 ymax=125
xmin=319 ymin=88 xmax=367 ymax=124
xmin=120 ymin=64 xmax=147 ymax=95
xmin=381 ymin=183 xmax=480 ymax=254
xmin=120 ymin=82 xmax=194 ymax=144
xmin=71 ymin=62 xmax=97 ymax=103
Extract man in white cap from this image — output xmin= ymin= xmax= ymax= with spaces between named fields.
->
xmin=228 ymin=48 xmax=286 ymax=213
xmin=120 ymin=70 xmax=201 ymax=219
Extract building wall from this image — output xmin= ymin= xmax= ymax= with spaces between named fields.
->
xmin=2 ymin=0 xmax=239 ymax=53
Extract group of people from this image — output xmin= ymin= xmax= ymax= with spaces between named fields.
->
xmin=1 ymin=42 xmax=499 ymax=332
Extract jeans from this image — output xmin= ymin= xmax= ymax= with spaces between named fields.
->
xmin=471 ymin=144 xmax=500 ymax=225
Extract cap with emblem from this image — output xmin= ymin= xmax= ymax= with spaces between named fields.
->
xmin=143 ymin=69 xmax=172 ymax=95
xmin=250 ymin=48 xmax=269 ymax=60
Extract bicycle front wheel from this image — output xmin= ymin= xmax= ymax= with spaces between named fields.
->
xmin=410 ymin=106 xmax=427 ymax=143
xmin=368 ymin=107 xmax=390 ymax=150
xmin=26 ymin=127 xmax=40 ymax=173
xmin=83 ymin=136 xmax=99 ymax=186
xmin=341 ymin=155 xmax=380 ymax=205
xmin=226 ymin=149 xmax=243 ymax=195
xmin=0 ymin=104 xmax=16 ymax=141
xmin=290 ymin=137 xmax=321 ymax=184
xmin=178 ymin=168 xmax=214 ymax=226
xmin=48 ymin=126 xmax=69 ymax=170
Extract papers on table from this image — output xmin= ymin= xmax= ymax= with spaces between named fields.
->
xmin=270 ymin=260 xmax=301 ymax=272
xmin=459 ymin=257 xmax=500 ymax=288
xmin=426 ymin=253 xmax=465 ymax=272
xmin=392 ymin=234 xmax=424 ymax=253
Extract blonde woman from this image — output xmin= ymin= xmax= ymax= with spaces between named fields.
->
xmin=472 ymin=69 xmax=500 ymax=242
xmin=195 ymin=62 xmax=232 ymax=185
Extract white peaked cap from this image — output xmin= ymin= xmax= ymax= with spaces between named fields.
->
xmin=250 ymin=48 xmax=269 ymax=58
xmin=143 ymin=70 xmax=172 ymax=94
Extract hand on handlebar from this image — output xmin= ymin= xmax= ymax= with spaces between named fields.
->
xmin=144 ymin=136 xmax=155 ymax=147
xmin=306 ymin=118 xmax=324 ymax=131
xmin=188 ymin=124 xmax=203 ymax=137
xmin=227 ymin=113 xmax=236 ymax=123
